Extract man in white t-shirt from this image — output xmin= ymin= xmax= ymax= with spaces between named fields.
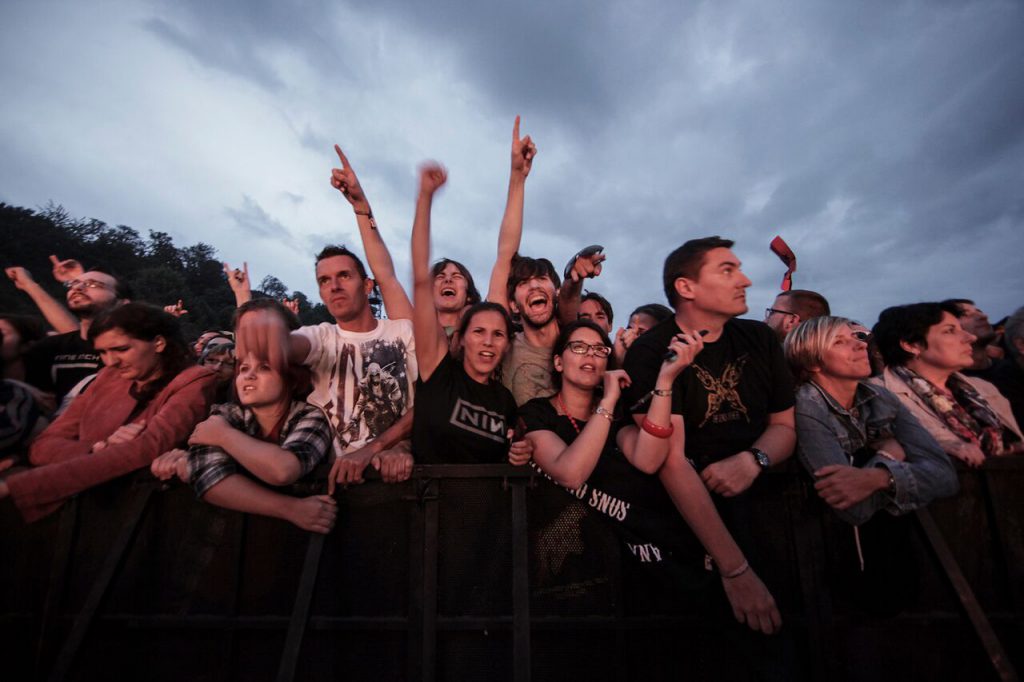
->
xmin=240 ymin=246 xmax=416 ymax=492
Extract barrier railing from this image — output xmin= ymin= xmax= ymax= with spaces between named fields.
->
xmin=2 ymin=460 xmax=1022 ymax=681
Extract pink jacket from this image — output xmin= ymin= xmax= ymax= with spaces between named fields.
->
xmin=7 ymin=364 xmax=217 ymax=522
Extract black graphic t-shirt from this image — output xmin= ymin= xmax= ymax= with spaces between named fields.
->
xmin=622 ymin=318 xmax=794 ymax=470
xmin=518 ymin=397 xmax=707 ymax=571
xmin=24 ymin=331 xmax=100 ymax=402
xmin=412 ymin=352 xmax=517 ymax=464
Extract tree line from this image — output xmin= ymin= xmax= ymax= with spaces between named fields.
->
xmin=0 ymin=202 xmax=354 ymax=339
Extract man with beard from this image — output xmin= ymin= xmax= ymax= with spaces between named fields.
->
xmin=486 ymin=117 xmax=604 ymax=405
xmin=23 ymin=269 xmax=131 ymax=404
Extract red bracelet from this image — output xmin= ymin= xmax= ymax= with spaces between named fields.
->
xmin=641 ymin=417 xmax=673 ymax=439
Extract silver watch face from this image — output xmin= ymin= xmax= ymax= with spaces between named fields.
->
xmin=752 ymin=449 xmax=770 ymax=470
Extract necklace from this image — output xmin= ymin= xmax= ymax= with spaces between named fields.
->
xmin=555 ymin=393 xmax=584 ymax=434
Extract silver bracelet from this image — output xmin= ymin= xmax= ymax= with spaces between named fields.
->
xmin=721 ymin=560 xmax=750 ymax=579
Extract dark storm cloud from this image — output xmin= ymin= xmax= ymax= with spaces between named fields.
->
xmin=225 ymin=195 xmax=292 ymax=239
xmin=144 ymin=16 xmax=286 ymax=92
xmin=7 ymin=0 xmax=1019 ymax=324
xmin=143 ymin=0 xmax=346 ymax=92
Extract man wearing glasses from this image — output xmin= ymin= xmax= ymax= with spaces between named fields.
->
xmin=25 ymin=271 xmax=131 ymax=405
xmin=763 ymin=289 xmax=830 ymax=342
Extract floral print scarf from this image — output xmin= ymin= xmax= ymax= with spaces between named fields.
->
xmin=892 ymin=365 xmax=1016 ymax=457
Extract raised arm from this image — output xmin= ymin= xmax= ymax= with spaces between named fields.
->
xmin=486 ymin=116 xmax=536 ymax=310
xmin=618 ymin=331 xmax=704 ymax=473
xmin=557 ymin=248 xmax=606 ymax=325
xmin=223 ymin=262 xmax=252 ymax=306
xmin=331 ymin=144 xmax=413 ymax=320
xmin=411 ymin=163 xmax=450 ymax=381
xmin=5 ymin=266 xmax=80 ymax=334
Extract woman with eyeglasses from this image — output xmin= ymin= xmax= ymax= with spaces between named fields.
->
xmin=409 ymin=163 xmax=520 ymax=464
xmin=519 ymin=319 xmax=782 ymax=633
xmin=199 ymin=338 xmax=237 ymax=402
xmin=0 ymin=303 xmax=217 ymax=522
xmin=872 ymin=303 xmax=1023 ymax=467
xmin=785 ymin=316 xmax=958 ymax=527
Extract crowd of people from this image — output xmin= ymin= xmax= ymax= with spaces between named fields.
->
xmin=2 ymin=118 xmax=1022 ymax=673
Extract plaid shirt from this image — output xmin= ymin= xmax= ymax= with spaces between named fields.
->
xmin=190 ymin=401 xmax=332 ymax=498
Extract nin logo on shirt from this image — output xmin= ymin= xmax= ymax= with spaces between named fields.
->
xmin=449 ymin=398 xmax=507 ymax=443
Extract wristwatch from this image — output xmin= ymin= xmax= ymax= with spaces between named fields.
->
xmin=749 ymin=447 xmax=771 ymax=472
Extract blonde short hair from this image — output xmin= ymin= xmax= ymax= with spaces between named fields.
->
xmin=784 ymin=315 xmax=855 ymax=384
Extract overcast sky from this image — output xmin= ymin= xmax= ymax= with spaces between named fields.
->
xmin=2 ymin=0 xmax=1022 ymax=327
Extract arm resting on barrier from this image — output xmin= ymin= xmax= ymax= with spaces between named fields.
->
xmin=658 ymin=441 xmax=782 ymax=635
xmin=9 ymin=368 xmax=216 ymax=522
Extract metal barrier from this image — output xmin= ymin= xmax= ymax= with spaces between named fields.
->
xmin=2 ymin=460 xmax=1022 ymax=681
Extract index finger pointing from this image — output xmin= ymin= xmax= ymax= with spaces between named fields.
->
xmin=49 ymin=254 xmax=60 ymax=266
xmin=513 ymin=115 xmax=520 ymax=142
xmin=334 ymin=144 xmax=351 ymax=169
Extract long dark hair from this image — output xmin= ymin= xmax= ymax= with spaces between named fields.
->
xmin=89 ymin=303 xmax=193 ymax=399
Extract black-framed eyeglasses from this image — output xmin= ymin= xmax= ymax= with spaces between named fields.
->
xmin=63 ymin=278 xmax=112 ymax=291
xmin=764 ymin=307 xmax=798 ymax=321
xmin=566 ymin=341 xmax=612 ymax=358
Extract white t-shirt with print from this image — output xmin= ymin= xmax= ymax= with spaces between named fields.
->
xmin=295 ymin=319 xmax=417 ymax=456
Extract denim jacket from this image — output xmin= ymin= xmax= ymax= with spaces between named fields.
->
xmin=794 ymin=381 xmax=959 ymax=526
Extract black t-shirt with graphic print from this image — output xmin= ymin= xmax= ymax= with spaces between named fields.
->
xmin=622 ymin=317 xmax=794 ymax=471
xmin=518 ymin=397 xmax=709 ymax=580
xmin=412 ymin=352 xmax=517 ymax=464
xmin=24 ymin=331 xmax=100 ymax=402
